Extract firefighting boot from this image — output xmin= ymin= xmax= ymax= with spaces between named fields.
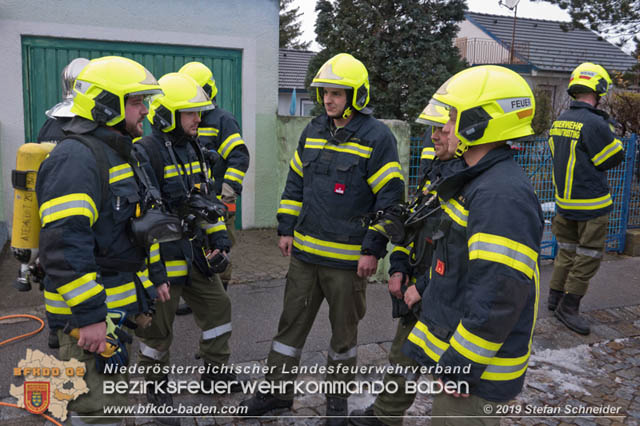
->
xmin=48 ymin=329 xmax=60 ymax=349
xmin=349 ymin=404 xmax=385 ymax=426
xmin=146 ymin=375 xmax=180 ymax=426
xmin=175 ymin=303 xmax=192 ymax=316
xmin=238 ymin=390 xmax=293 ymax=416
xmin=555 ymin=293 xmax=590 ymax=335
xmin=547 ymin=288 xmax=563 ymax=311
xmin=326 ymin=396 xmax=348 ymax=426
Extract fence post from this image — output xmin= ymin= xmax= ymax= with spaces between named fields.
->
xmin=619 ymin=133 xmax=638 ymax=252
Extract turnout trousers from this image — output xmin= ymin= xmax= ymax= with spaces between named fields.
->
xmin=136 ymin=268 xmax=232 ymax=378
xmin=549 ymin=213 xmax=608 ymax=296
xmin=373 ymin=316 xmax=420 ymax=426
xmin=265 ymin=256 xmax=367 ymax=399
xmin=57 ymin=328 xmax=132 ymax=425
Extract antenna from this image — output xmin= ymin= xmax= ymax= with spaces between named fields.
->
xmin=499 ymin=0 xmax=520 ymax=10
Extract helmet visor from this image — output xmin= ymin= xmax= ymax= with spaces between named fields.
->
xmin=416 ymin=102 xmax=449 ymax=127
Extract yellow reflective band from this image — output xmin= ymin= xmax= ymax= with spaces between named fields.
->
xmin=149 ymin=243 xmax=160 ymax=263
xmin=57 ymin=272 xmax=104 ymax=307
xmin=198 ymin=127 xmax=219 ymax=137
xmin=109 ymin=163 xmax=134 ymax=184
xmin=367 ymin=161 xmax=404 ymax=194
xmin=322 ymin=142 xmax=373 ymax=158
xmin=407 ymin=321 xmax=450 ymax=362
xmin=421 ymin=147 xmax=436 ymax=160
xmin=105 ymin=281 xmax=137 ymax=309
xmin=368 ymin=224 xmax=387 ymax=234
xmin=290 ymin=150 xmax=303 ymax=177
xmin=224 ymin=167 xmax=245 ymax=184
xmin=555 ymin=192 xmax=612 ymax=211
xmin=218 ymin=133 xmax=244 ymax=159
xmin=548 ymin=136 xmax=555 ymax=156
xmin=564 ymin=139 xmax=578 ymax=199
xmin=136 ymin=269 xmax=154 ymax=289
xmin=293 ymin=231 xmax=361 ymax=261
xmin=450 ymin=322 xmax=503 ymax=365
xmin=164 ymin=164 xmax=181 ymax=179
xmin=304 ymin=138 xmax=327 ymax=149
xmin=480 ymin=350 xmax=531 ymax=381
xmin=44 ymin=291 xmax=72 ymax=315
xmin=392 ymin=245 xmax=411 ymax=256
xmin=277 ymin=199 xmax=302 ymax=216
xmin=592 ymin=138 xmax=623 ymax=166
xmin=187 ymin=161 xmax=202 ymax=175
xmin=166 ymin=260 xmax=188 ymax=277
xmin=40 ymin=193 xmax=99 ymax=227
xmin=440 ymin=197 xmax=468 ymax=228
xmin=468 ymin=232 xmax=538 ymax=279
xmin=202 ymin=219 xmax=226 ymax=234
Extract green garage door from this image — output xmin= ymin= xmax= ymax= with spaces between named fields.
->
xmin=21 ymin=35 xmax=243 ymax=227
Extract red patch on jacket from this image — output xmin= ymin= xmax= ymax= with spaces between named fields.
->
xmin=435 ymin=259 xmax=445 ymax=275
xmin=334 ymin=183 xmax=345 ymax=195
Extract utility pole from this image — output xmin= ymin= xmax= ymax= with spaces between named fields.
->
xmin=499 ymin=0 xmax=520 ymax=64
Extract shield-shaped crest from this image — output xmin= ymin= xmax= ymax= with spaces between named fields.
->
xmin=24 ymin=381 xmax=50 ymax=414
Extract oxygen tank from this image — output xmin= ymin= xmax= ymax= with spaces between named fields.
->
xmin=11 ymin=142 xmax=55 ymax=291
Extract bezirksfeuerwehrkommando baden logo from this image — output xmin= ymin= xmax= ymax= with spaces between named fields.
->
xmin=10 ymin=349 xmax=87 ymax=421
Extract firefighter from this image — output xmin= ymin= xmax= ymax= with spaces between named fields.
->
xmin=37 ymin=57 xmax=90 ymax=143
xmin=32 ymin=58 xmax=90 ymax=350
xmin=350 ymin=103 xmax=464 ymax=426
xmin=132 ymin=73 xmax=238 ymax=420
xmin=239 ymin=53 xmax=404 ymax=424
xmin=548 ymin=63 xmax=624 ymax=335
xmin=36 ymin=56 xmax=169 ymax=424
xmin=179 ymin=61 xmax=250 ymax=292
xmin=402 ymin=65 xmax=544 ymax=425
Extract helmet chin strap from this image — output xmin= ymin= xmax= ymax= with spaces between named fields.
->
xmin=341 ymin=106 xmax=353 ymax=120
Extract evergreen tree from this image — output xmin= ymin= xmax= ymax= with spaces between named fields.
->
xmin=306 ymin=0 xmax=467 ymax=128
xmin=280 ymin=0 xmax=311 ymax=49
xmin=535 ymin=0 xmax=640 ymax=48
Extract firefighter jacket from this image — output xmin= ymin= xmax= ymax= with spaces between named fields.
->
xmin=389 ymin=158 xmax=467 ymax=313
xmin=403 ymin=145 xmax=544 ymax=402
xmin=197 ymin=107 xmax=250 ymax=196
xmin=134 ymin=128 xmax=231 ymax=286
xmin=549 ymin=101 xmax=624 ymax=221
xmin=277 ymin=112 xmax=405 ymax=270
xmin=418 ymin=135 xmax=436 ymax=181
xmin=37 ymin=117 xmax=70 ymax=143
xmin=36 ymin=118 xmax=158 ymax=331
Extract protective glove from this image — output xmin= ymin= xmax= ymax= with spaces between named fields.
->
xmin=95 ymin=310 xmax=135 ymax=374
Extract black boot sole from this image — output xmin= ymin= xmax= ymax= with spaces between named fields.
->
xmin=555 ymin=310 xmax=590 ymax=335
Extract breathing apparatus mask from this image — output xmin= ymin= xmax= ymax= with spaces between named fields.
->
xmin=128 ymin=150 xmax=183 ymax=248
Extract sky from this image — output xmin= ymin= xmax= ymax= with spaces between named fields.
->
xmin=291 ymin=0 xmax=573 ymax=51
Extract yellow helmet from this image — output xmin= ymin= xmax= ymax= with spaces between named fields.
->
xmin=415 ymin=103 xmax=449 ymax=127
xmin=148 ymin=73 xmax=214 ymax=133
xmin=71 ymin=56 xmax=162 ymax=126
xmin=568 ymin=62 xmax=612 ymax=98
xmin=179 ymin=62 xmax=218 ymax=100
xmin=311 ymin=53 xmax=370 ymax=117
xmin=431 ymin=65 xmax=535 ymax=152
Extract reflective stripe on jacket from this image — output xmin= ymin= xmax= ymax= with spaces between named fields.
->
xmin=277 ymin=112 xmax=405 ymax=269
xmin=549 ymin=101 xmax=624 ymax=220
xmin=403 ymin=146 xmax=544 ymax=402
xmin=197 ymin=107 xmax=250 ymax=196
xmin=36 ymin=122 xmax=151 ymax=330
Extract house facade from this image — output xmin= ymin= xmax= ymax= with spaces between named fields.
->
xmin=457 ymin=12 xmax=637 ymax=113
xmin=0 ymin=0 xmax=280 ymax=247
xmin=278 ymin=48 xmax=316 ymax=116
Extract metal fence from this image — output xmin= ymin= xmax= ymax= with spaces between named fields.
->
xmin=408 ymin=134 xmax=638 ymax=260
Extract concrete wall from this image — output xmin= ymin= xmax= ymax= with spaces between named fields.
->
xmin=274 ymin=115 xmax=411 ymax=282
xmin=0 ymin=0 xmax=279 ymax=244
